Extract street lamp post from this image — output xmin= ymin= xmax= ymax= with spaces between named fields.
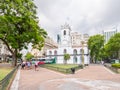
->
xmin=81 ymin=41 xmax=84 ymax=66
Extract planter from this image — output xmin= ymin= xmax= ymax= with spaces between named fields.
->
xmin=104 ymin=64 xmax=120 ymax=73
xmin=117 ymin=68 xmax=120 ymax=73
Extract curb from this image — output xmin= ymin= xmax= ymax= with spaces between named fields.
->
xmin=10 ymin=67 xmax=21 ymax=90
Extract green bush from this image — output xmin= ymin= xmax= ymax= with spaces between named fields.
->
xmin=41 ymin=64 xmax=83 ymax=74
xmin=112 ymin=63 xmax=120 ymax=68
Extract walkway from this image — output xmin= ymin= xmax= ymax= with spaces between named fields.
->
xmin=18 ymin=64 xmax=120 ymax=90
xmin=0 ymin=63 xmax=11 ymax=68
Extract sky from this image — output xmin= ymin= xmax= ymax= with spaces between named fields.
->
xmin=34 ymin=0 xmax=120 ymax=42
xmin=21 ymin=0 xmax=120 ymax=57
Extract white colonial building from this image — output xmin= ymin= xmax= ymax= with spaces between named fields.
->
xmin=46 ymin=23 xmax=90 ymax=64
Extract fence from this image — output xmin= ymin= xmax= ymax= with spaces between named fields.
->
xmin=40 ymin=65 xmax=83 ymax=74
xmin=0 ymin=65 xmax=19 ymax=90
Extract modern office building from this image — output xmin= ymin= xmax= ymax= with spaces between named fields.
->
xmin=103 ymin=28 xmax=117 ymax=44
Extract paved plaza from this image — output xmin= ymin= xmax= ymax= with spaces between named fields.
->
xmin=14 ymin=64 xmax=120 ymax=90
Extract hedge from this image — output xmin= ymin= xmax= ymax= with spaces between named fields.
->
xmin=112 ymin=63 xmax=120 ymax=68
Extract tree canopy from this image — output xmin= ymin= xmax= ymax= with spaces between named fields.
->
xmin=0 ymin=0 xmax=47 ymax=66
xmin=25 ymin=52 xmax=34 ymax=61
xmin=104 ymin=33 xmax=120 ymax=59
xmin=64 ymin=53 xmax=70 ymax=64
xmin=88 ymin=34 xmax=104 ymax=63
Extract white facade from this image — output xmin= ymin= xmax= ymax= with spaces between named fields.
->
xmin=47 ymin=47 xmax=89 ymax=64
xmin=83 ymin=34 xmax=89 ymax=45
xmin=71 ymin=32 xmax=82 ymax=47
xmin=59 ymin=23 xmax=72 ymax=47
xmin=71 ymin=32 xmax=89 ymax=47
xmin=46 ymin=23 xmax=89 ymax=64
xmin=0 ymin=40 xmax=11 ymax=61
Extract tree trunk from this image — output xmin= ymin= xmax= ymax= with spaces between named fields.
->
xmin=12 ymin=49 xmax=18 ymax=67
xmin=64 ymin=60 xmax=67 ymax=64
xmin=93 ymin=56 xmax=95 ymax=63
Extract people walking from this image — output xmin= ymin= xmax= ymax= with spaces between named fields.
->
xmin=34 ymin=61 xmax=39 ymax=71
xmin=21 ymin=61 xmax=26 ymax=69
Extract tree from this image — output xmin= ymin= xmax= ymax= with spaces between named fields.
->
xmin=105 ymin=33 xmax=120 ymax=59
xmin=25 ymin=52 xmax=34 ymax=61
xmin=0 ymin=0 xmax=47 ymax=66
xmin=64 ymin=53 xmax=70 ymax=64
xmin=88 ymin=34 xmax=104 ymax=63
xmin=98 ymin=47 xmax=109 ymax=61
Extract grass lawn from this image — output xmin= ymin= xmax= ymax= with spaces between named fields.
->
xmin=0 ymin=68 xmax=13 ymax=81
xmin=44 ymin=64 xmax=79 ymax=69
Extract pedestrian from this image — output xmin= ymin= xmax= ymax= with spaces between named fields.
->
xmin=27 ymin=61 xmax=31 ymax=69
xmin=71 ymin=68 xmax=75 ymax=74
xmin=21 ymin=61 xmax=25 ymax=69
xmin=34 ymin=61 xmax=39 ymax=71
xmin=101 ymin=61 xmax=104 ymax=65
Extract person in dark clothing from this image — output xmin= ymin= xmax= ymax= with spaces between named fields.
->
xmin=71 ymin=68 xmax=75 ymax=74
xmin=21 ymin=61 xmax=25 ymax=69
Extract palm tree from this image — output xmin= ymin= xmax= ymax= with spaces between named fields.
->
xmin=64 ymin=53 xmax=70 ymax=64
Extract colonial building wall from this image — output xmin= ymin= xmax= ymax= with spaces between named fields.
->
xmin=46 ymin=47 xmax=89 ymax=64
xmin=46 ymin=23 xmax=89 ymax=64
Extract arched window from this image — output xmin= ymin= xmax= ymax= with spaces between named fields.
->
xmin=49 ymin=51 xmax=52 ymax=55
xmin=54 ymin=50 xmax=57 ymax=55
xmin=63 ymin=49 xmax=67 ymax=54
xmin=73 ymin=56 xmax=77 ymax=64
xmin=64 ymin=30 xmax=66 ymax=35
xmin=73 ymin=49 xmax=77 ymax=55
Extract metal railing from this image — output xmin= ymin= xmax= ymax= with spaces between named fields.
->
xmin=0 ymin=65 xmax=19 ymax=90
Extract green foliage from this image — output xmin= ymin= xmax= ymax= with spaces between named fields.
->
xmin=64 ymin=53 xmax=70 ymax=61
xmin=42 ymin=64 xmax=82 ymax=74
xmin=0 ymin=0 xmax=47 ymax=66
xmin=64 ymin=53 xmax=70 ymax=64
xmin=88 ymin=34 xmax=104 ymax=63
xmin=25 ymin=52 xmax=34 ymax=61
xmin=104 ymin=33 xmax=120 ymax=59
xmin=112 ymin=63 xmax=120 ymax=68
xmin=17 ymin=53 xmax=22 ymax=58
xmin=98 ymin=47 xmax=109 ymax=60
xmin=45 ymin=64 xmax=78 ymax=69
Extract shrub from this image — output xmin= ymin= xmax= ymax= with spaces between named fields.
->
xmin=111 ymin=63 xmax=120 ymax=68
xmin=25 ymin=52 xmax=34 ymax=61
xmin=64 ymin=53 xmax=70 ymax=64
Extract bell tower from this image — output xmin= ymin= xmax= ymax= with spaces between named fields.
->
xmin=60 ymin=23 xmax=72 ymax=47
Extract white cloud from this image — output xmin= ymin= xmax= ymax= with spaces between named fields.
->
xmin=34 ymin=0 xmax=120 ymax=40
